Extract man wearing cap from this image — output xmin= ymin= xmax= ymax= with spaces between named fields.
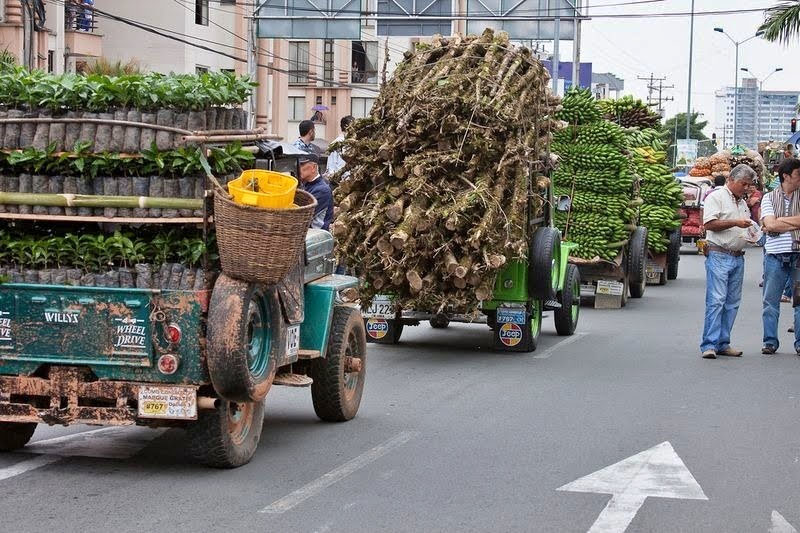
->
xmin=298 ymin=152 xmax=333 ymax=231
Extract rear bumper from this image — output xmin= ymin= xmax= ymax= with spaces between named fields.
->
xmin=0 ymin=366 xmax=198 ymax=426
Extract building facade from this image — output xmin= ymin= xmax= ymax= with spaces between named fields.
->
xmin=714 ymin=78 xmax=799 ymax=150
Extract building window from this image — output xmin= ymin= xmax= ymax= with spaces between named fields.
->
xmin=289 ymin=97 xmax=306 ymax=122
xmin=196 ymin=65 xmax=209 ymax=74
xmin=351 ymin=97 xmax=375 ymax=118
xmin=47 ymin=50 xmax=54 ymax=73
xmin=195 ymin=0 xmax=209 ymax=25
xmin=331 ymin=96 xmax=337 ymax=105
xmin=289 ymin=42 xmax=309 ymax=85
xmin=323 ymin=40 xmax=334 ymax=87
xmin=351 ymin=41 xmax=378 ymax=84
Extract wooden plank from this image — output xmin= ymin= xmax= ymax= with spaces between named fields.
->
xmin=0 ymin=213 xmax=209 ymax=224
xmin=297 ymin=349 xmax=322 ymax=360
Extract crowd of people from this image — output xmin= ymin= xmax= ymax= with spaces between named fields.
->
xmin=701 ymin=157 xmax=800 ymax=359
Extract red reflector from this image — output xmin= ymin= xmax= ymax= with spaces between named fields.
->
xmin=157 ymin=354 xmax=179 ymax=375
xmin=164 ymin=323 xmax=182 ymax=344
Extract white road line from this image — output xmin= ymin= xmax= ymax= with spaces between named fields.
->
xmin=0 ymin=454 xmax=61 ymax=482
xmin=260 ymin=431 xmax=419 ymax=515
xmin=533 ymin=332 xmax=587 ymax=359
xmin=771 ymin=511 xmax=798 ymax=533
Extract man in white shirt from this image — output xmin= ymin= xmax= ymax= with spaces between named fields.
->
xmin=325 ymin=115 xmax=353 ymax=181
xmin=700 ymin=164 xmax=757 ymax=359
xmin=760 ymin=157 xmax=800 ymax=355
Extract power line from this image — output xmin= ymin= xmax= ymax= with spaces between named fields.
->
xmin=81 ymin=2 xmax=381 ymax=93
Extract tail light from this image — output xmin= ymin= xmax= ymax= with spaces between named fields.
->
xmin=164 ymin=323 xmax=182 ymax=344
xmin=157 ymin=354 xmax=180 ymax=375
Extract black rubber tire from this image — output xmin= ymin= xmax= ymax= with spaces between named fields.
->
xmin=429 ymin=314 xmax=450 ymax=329
xmin=628 ymin=226 xmax=648 ymax=299
xmin=667 ymin=229 xmax=680 ymax=280
xmin=0 ymin=422 xmax=36 ymax=451
xmin=186 ymin=399 xmax=265 ymax=468
xmin=621 ymin=275 xmax=629 ymax=308
xmin=528 ymin=227 xmax=561 ymax=300
xmin=311 ymin=306 xmax=367 ymax=422
xmin=555 ymin=264 xmax=580 ymax=336
xmin=207 ymin=274 xmax=283 ymax=403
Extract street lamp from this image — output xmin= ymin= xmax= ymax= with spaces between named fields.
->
xmin=714 ymin=28 xmax=763 ymax=147
xmin=741 ymin=67 xmax=783 ymax=146
xmin=740 ymin=67 xmax=783 ymax=90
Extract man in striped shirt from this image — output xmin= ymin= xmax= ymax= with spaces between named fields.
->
xmin=760 ymin=157 xmax=800 ymax=355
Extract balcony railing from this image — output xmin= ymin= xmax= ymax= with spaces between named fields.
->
xmin=65 ymin=3 xmax=98 ymax=32
xmin=351 ymin=70 xmax=377 ymax=84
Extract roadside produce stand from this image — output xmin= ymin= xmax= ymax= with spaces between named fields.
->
xmin=0 ymin=69 xmax=365 ymax=468
xmin=333 ymin=30 xmax=581 ymax=352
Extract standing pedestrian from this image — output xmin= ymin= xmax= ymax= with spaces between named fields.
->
xmin=325 ymin=115 xmax=353 ymax=182
xmin=293 ymin=120 xmax=316 ymax=153
xmin=760 ymin=157 xmax=800 ymax=355
xmin=700 ymin=164 xmax=757 ymax=359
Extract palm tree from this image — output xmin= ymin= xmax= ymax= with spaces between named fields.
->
xmin=759 ymin=1 xmax=800 ymax=43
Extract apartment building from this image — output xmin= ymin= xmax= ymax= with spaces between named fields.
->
xmin=714 ymin=77 xmax=799 ymax=150
xmin=0 ymin=0 xmax=103 ymax=74
xmin=93 ymin=0 xmax=414 ymax=143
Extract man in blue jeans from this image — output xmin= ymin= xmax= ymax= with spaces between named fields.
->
xmin=700 ymin=164 xmax=757 ymax=359
xmin=760 ymin=157 xmax=800 ymax=354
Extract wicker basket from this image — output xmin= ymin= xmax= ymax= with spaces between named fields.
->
xmin=214 ymin=189 xmax=317 ymax=285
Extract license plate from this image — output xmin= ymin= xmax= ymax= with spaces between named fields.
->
xmin=286 ymin=325 xmax=300 ymax=357
xmin=596 ymin=280 xmax=624 ymax=296
xmin=646 ymin=263 xmax=664 ymax=274
xmin=138 ymin=386 xmax=197 ymax=420
xmin=496 ymin=306 xmax=526 ymax=325
xmin=364 ymin=295 xmax=395 ymax=319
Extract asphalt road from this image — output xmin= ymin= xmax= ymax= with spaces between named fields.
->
xmin=1 ymin=250 xmax=799 ymax=533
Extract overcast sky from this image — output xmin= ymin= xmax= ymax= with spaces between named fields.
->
xmin=559 ymin=0 xmax=798 ymax=135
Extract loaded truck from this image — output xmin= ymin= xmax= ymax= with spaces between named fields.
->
xmin=0 ymin=69 xmax=365 ymax=467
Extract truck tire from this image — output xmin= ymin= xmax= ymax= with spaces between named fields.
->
xmin=555 ymin=264 xmax=580 ymax=336
xmin=207 ymin=274 xmax=282 ymax=404
xmin=528 ymin=227 xmax=561 ymax=300
xmin=311 ymin=306 xmax=366 ymax=422
xmin=0 ymin=422 xmax=36 ymax=451
xmin=429 ymin=314 xmax=450 ymax=329
xmin=628 ymin=226 xmax=648 ymax=299
xmin=667 ymin=229 xmax=680 ymax=280
xmin=187 ymin=399 xmax=264 ymax=468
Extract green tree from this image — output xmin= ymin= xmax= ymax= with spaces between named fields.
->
xmin=663 ymin=112 xmax=712 ymax=164
xmin=759 ymin=1 xmax=800 ymax=44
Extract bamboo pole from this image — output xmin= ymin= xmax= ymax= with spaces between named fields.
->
xmin=0 ymin=192 xmax=203 ymax=209
xmin=0 ymin=117 xmax=192 ymax=135
xmin=183 ymin=133 xmax=280 ymax=143
xmin=0 ymin=213 xmax=207 ymax=224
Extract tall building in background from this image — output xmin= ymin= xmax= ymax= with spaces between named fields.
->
xmin=714 ymin=78 xmax=799 ymax=150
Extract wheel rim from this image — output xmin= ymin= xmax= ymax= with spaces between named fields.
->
xmin=227 ymin=402 xmax=254 ymax=446
xmin=246 ymin=294 xmax=270 ymax=379
xmin=342 ymin=329 xmax=363 ymax=402
xmin=530 ymin=300 xmax=542 ymax=338
xmin=571 ymin=277 xmax=580 ymax=321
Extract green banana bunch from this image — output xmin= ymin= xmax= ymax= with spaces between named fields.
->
xmin=556 ymin=87 xmax=603 ymax=125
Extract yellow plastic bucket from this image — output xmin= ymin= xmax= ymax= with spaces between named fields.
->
xmin=228 ymin=170 xmax=298 ymax=209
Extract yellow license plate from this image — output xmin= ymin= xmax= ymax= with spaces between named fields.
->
xmin=141 ymin=400 xmax=168 ymax=416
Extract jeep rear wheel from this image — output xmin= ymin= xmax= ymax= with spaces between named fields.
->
xmin=187 ymin=400 xmax=265 ymax=468
xmin=0 ymin=422 xmax=36 ymax=451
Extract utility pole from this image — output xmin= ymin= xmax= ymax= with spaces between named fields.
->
xmin=637 ymin=73 xmax=658 ymax=108
xmin=571 ymin=0 xmax=582 ymax=91
xmin=654 ymin=79 xmax=675 ymax=118
xmin=686 ymin=0 xmax=695 ymax=140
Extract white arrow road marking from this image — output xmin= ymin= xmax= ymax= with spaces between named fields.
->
xmin=260 ymin=431 xmax=418 ymax=514
xmin=557 ymin=441 xmax=707 ymax=533
xmin=771 ymin=511 xmax=798 ymax=533
xmin=0 ymin=426 xmax=166 ymax=482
